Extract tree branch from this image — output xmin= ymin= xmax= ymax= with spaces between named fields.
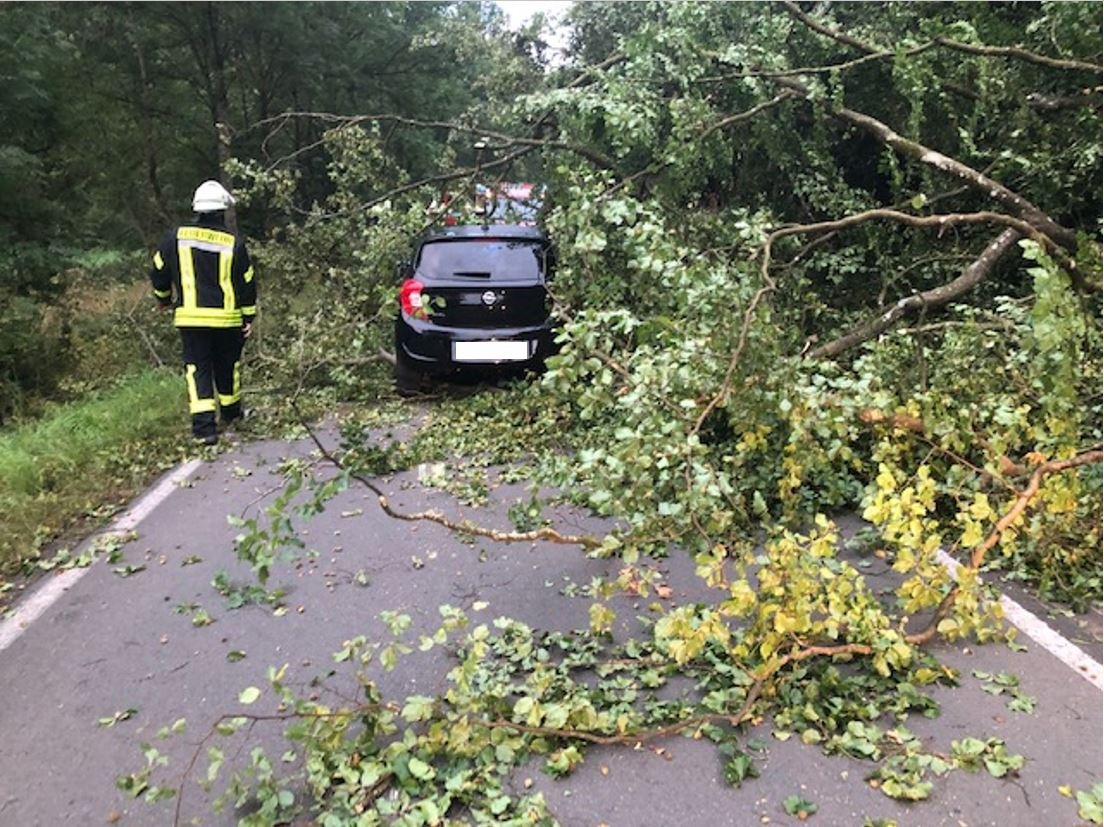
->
xmin=908 ymin=446 xmax=1103 ymax=645
xmin=934 ymin=37 xmax=1103 ymax=73
xmin=807 ymin=227 xmax=1022 ymax=359
xmin=779 ymin=1 xmax=880 ymax=54
xmin=763 ymin=70 xmax=1079 ymax=250
xmin=829 ymin=106 xmax=1078 ymax=250
xmin=490 ymin=678 xmax=761 ymax=745
xmin=294 ymin=405 xmax=604 ymax=550
xmin=344 ymin=146 xmax=535 ymax=218
xmin=254 ymin=111 xmax=616 ymax=171
xmin=781 ymin=0 xmax=1103 ymax=74
xmin=967 ymin=448 xmax=1103 ymax=569
xmin=699 ymin=90 xmax=799 ymax=139
xmin=1027 ymin=86 xmax=1104 ymax=111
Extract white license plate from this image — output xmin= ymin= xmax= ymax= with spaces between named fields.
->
xmin=453 ymin=340 xmax=530 ymax=362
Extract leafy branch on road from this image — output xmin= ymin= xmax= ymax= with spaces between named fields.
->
xmin=295 ymin=406 xmax=605 ymax=551
xmin=115 ymin=2 xmax=1101 ymax=823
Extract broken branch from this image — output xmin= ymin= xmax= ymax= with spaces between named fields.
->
xmin=968 ymin=448 xmax=1103 ymax=570
xmin=934 ymin=37 xmax=1103 ymax=74
xmin=807 ymin=227 xmax=1022 ymax=359
xmin=294 ymin=405 xmax=604 ymax=550
xmin=782 ymin=0 xmax=1103 ymax=74
xmin=829 ymin=107 xmax=1077 ymax=249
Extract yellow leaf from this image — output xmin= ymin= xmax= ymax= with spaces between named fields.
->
xmin=969 ymin=493 xmax=992 ymax=521
xmin=876 ymin=465 xmax=897 ymax=492
xmin=960 ymin=519 xmax=984 ymax=548
xmin=727 ymin=579 xmax=757 ymax=616
xmin=774 ymin=611 xmax=799 ymax=634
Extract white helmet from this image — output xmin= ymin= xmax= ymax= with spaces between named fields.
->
xmin=192 ymin=180 xmax=235 ymax=212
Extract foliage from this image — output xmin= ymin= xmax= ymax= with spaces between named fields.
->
xmin=5 ymin=0 xmax=1092 ymax=821
xmin=119 ymin=2 xmax=1103 ymax=818
xmin=134 ymin=606 xmax=1027 ymax=823
xmin=1074 ymin=783 xmax=1104 ymax=825
xmin=0 ymin=369 xmax=184 ymax=573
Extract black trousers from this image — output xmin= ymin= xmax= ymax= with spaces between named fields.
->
xmin=180 ymin=327 xmax=244 ymax=438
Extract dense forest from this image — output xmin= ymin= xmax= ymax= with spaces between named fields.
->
xmin=2 ymin=2 xmax=1102 ymax=822
xmin=0 ymin=1 xmax=543 ymax=416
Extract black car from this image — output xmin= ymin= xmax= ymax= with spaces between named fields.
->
xmin=393 ymin=224 xmax=556 ymax=394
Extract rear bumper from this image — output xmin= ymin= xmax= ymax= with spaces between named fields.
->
xmin=395 ymin=315 xmax=557 ymax=375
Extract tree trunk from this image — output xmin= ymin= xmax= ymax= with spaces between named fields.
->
xmin=808 ymin=227 xmax=1022 ymax=360
xmin=204 ymin=2 xmax=237 ymax=231
xmin=129 ymin=36 xmax=169 ymax=225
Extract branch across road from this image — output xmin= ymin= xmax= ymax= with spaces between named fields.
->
xmin=3 ymin=427 xmax=1100 ymax=824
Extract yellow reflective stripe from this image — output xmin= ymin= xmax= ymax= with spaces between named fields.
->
xmin=177 ymin=227 xmax=235 ymax=247
xmin=219 ymin=361 xmax=241 ymax=406
xmin=153 ymin=288 xmax=171 ymax=299
xmin=153 ymin=251 xmax=164 ymax=270
xmin=174 ymin=307 xmax=243 ymax=328
xmin=219 ymin=249 xmax=234 ymax=310
xmin=243 ymin=265 xmax=254 ymax=283
xmin=178 ymin=242 xmax=197 ymax=308
xmin=240 ymin=305 xmax=256 ymax=316
xmin=186 ymin=365 xmax=216 ymax=413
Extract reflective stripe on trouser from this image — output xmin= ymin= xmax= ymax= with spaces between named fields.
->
xmin=216 ymin=350 xmax=243 ymax=421
xmin=181 ymin=328 xmax=244 ymax=437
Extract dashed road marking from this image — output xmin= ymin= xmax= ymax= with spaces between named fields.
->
xmin=0 ymin=459 xmax=203 ymax=653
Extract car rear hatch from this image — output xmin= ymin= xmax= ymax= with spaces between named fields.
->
xmin=414 ymin=237 xmax=549 ymax=329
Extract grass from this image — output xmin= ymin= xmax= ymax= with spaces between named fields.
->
xmin=0 ymin=369 xmax=187 ymax=572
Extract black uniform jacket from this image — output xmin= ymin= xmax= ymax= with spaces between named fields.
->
xmin=150 ymin=217 xmax=256 ymax=329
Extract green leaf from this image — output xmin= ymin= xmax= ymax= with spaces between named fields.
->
xmin=238 ymin=686 xmax=261 ymax=705
xmin=97 ymin=708 xmax=137 ymax=728
xmin=1076 ymin=784 xmax=1104 ymax=824
xmin=723 ymin=752 xmax=758 ymax=787
xmin=783 ymin=795 xmax=818 ymax=818
xmin=401 ymin=695 xmax=435 ymax=722
xmin=407 ymin=756 xmax=436 ymax=781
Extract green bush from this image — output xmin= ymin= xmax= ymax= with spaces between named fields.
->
xmin=0 ymin=293 xmax=70 ymax=422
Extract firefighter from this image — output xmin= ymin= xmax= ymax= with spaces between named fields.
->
xmin=150 ymin=180 xmax=257 ymax=444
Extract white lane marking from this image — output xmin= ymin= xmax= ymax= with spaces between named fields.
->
xmin=936 ymin=549 xmax=1103 ymax=691
xmin=0 ymin=458 xmax=203 ymax=653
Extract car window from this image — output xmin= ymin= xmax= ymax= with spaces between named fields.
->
xmin=492 ymin=197 xmax=539 ymax=223
xmin=416 ymin=239 xmax=545 ymax=279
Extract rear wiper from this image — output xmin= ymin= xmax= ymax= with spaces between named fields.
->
xmin=452 ymin=271 xmax=492 ymax=278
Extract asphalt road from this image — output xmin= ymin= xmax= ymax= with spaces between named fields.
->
xmin=0 ymin=428 xmax=1100 ymax=826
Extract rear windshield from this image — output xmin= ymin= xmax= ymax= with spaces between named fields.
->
xmin=415 ymin=239 xmax=545 ymax=280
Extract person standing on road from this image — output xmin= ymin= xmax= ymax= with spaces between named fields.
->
xmin=149 ymin=180 xmax=257 ymax=445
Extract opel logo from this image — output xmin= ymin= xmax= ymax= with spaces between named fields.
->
xmin=481 ymin=290 xmax=498 ymax=306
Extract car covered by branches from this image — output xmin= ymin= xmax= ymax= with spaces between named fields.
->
xmin=393 ymin=223 xmax=556 ymax=393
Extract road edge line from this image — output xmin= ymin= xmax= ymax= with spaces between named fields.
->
xmin=0 ymin=458 xmax=204 ymax=654
xmin=936 ymin=549 xmax=1103 ymax=691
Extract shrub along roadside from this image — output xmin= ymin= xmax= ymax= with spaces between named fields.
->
xmin=0 ymin=369 xmax=187 ymax=576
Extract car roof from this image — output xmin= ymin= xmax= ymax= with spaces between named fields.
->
xmin=420 ymin=224 xmax=547 ymax=242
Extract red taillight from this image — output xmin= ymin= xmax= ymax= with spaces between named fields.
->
xmin=399 ymin=278 xmax=424 ymax=316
